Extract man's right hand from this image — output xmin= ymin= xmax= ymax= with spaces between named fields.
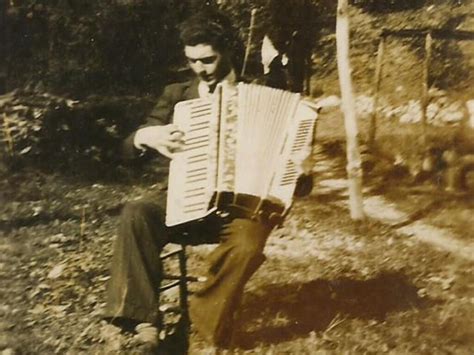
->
xmin=133 ymin=124 xmax=184 ymax=159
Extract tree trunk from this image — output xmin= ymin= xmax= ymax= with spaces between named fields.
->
xmin=336 ymin=0 xmax=365 ymax=220
xmin=240 ymin=8 xmax=257 ymax=77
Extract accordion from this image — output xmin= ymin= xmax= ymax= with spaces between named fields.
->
xmin=165 ymin=83 xmax=317 ymax=227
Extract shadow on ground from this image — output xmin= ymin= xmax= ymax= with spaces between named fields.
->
xmin=235 ymin=271 xmax=430 ymax=349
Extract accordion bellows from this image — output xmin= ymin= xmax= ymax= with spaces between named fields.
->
xmin=166 ymin=83 xmax=317 ymax=227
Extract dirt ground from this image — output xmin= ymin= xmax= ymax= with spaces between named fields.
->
xmin=1 ymin=108 xmax=473 ymax=354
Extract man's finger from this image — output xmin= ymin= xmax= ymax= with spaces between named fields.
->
xmin=164 ymin=141 xmax=184 ymax=150
xmin=170 ymin=131 xmax=185 ymax=141
xmin=166 ymin=124 xmax=182 ymax=134
xmin=290 ymin=147 xmax=314 ymax=175
xmin=157 ymin=146 xmax=175 ymax=159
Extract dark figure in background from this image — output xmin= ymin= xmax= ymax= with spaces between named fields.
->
xmin=263 ymin=0 xmax=318 ymax=93
xmin=260 ymin=33 xmax=291 ymax=91
xmin=104 ymin=8 xmax=313 ymax=350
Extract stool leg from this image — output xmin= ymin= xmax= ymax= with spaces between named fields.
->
xmin=178 ymin=245 xmax=190 ymax=352
xmin=158 ymin=245 xmax=191 ymax=354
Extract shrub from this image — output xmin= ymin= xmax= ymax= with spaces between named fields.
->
xmin=6 ymin=0 xmax=188 ymax=96
xmin=0 ymin=89 xmax=154 ymax=174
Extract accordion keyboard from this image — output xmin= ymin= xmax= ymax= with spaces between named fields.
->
xmin=166 ymin=98 xmax=218 ymax=226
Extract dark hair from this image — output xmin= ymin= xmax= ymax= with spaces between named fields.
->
xmin=179 ymin=8 xmax=241 ymax=56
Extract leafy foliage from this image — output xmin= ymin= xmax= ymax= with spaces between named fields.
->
xmin=2 ymin=1 xmax=190 ymax=173
xmin=0 ymin=89 xmax=154 ymax=174
xmin=6 ymin=0 xmax=188 ymax=96
xmin=6 ymin=0 xmax=334 ymax=93
xmin=2 ymin=0 xmax=473 ymax=173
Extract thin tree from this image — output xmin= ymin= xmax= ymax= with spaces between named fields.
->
xmin=240 ymin=8 xmax=257 ymax=77
xmin=0 ymin=0 xmax=8 ymax=93
xmin=336 ymin=0 xmax=365 ymax=220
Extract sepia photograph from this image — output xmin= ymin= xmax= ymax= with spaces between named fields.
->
xmin=0 ymin=0 xmax=473 ymax=354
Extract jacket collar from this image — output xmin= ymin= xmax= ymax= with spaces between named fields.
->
xmin=183 ymin=77 xmax=200 ymax=100
xmin=198 ymin=70 xmax=237 ymax=98
xmin=183 ymin=69 xmax=238 ymax=100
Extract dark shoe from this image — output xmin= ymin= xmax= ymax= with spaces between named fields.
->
xmin=158 ymin=315 xmax=190 ymax=355
xmin=133 ymin=322 xmax=161 ymax=354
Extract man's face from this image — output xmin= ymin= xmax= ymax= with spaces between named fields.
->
xmin=184 ymin=44 xmax=230 ymax=86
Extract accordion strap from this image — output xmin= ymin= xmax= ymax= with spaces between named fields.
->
xmin=213 ymin=192 xmax=285 ymax=227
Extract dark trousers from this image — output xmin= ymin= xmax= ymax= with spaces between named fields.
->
xmin=104 ymin=196 xmax=273 ymax=346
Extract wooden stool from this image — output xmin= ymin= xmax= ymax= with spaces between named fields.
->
xmin=159 ymin=244 xmax=204 ymax=354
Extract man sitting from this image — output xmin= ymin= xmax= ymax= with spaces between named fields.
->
xmin=103 ymin=8 xmax=313 ymax=350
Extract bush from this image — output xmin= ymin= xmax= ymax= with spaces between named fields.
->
xmin=6 ymin=0 xmax=188 ymax=96
xmin=5 ymin=1 xmax=334 ymax=94
xmin=0 ymin=89 xmax=154 ymax=174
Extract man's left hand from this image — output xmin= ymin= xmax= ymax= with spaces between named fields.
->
xmin=291 ymin=145 xmax=314 ymax=176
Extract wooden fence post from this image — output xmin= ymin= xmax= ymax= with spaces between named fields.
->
xmin=368 ymin=35 xmax=385 ymax=145
xmin=421 ymin=32 xmax=433 ymax=147
xmin=336 ymin=0 xmax=365 ymax=220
